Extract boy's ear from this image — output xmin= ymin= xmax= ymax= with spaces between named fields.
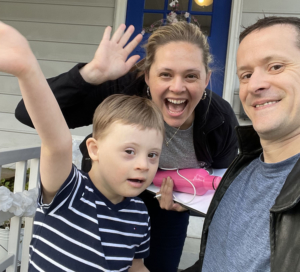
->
xmin=86 ymin=137 xmax=99 ymax=161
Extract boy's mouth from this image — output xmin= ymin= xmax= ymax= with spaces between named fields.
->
xmin=165 ymin=99 xmax=187 ymax=114
xmin=128 ymin=179 xmax=144 ymax=183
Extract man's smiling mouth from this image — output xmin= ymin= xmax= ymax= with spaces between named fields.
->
xmin=255 ymin=100 xmax=280 ymax=108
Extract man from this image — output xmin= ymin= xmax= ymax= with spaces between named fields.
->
xmin=184 ymin=16 xmax=300 ymax=272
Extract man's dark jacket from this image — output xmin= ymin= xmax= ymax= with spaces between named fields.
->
xmin=184 ymin=125 xmax=300 ymax=272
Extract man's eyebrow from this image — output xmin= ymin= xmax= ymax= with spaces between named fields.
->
xmin=237 ymin=55 xmax=288 ymax=73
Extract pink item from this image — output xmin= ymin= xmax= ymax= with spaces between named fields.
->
xmin=153 ymin=168 xmax=222 ymax=196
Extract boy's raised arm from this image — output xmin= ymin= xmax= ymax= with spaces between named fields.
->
xmin=0 ymin=22 xmax=72 ymax=203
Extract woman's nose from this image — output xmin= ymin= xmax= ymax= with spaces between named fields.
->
xmin=169 ymin=77 xmax=185 ymax=93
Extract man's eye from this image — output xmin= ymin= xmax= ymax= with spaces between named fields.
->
xmin=241 ymin=73 xmax=252 ymax=80
xmin=148 ymin=153 xmax=158 ymax=158
xmin=125 ymin=150 xmax=135 ymax=155
xmin=270 ymin=64 xmax=283 ymax=71
xmin=186 ymin=74 xmax=197 ymax=79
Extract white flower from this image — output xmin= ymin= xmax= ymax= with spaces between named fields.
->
xmin=0 ymin=186 xmax=13 ymax=212
xmin=184 ymin=12 xmax=190 ymax=18
xmin=169 ymin=1 xmax=175 ymax=7
xmin=0 ymin=186 xmax=38 ymax=217
xmin=141 ymin=30 xmax=145 ymax=35
xmin=172 ymin=18 xmax=178 ymax=23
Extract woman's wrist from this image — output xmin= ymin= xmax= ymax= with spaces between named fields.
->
xmin=79 ymin=61 xmax=108 ymax=85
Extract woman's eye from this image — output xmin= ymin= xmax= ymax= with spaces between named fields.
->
xmin=160 ymin=73 xmax=171 ymax=78
xmin=186 ymin=74 xmax=197 ymax=79
xmin=148 ymin=153 xmax=158 ymax=158
xmin=125 ymin=150 xmax=135 ymax=155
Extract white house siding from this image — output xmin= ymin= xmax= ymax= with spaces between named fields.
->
xmin=227 ymin=0 xmax=300 ymax=125
xmin=0 ymin=0 xmax=126 ymax=150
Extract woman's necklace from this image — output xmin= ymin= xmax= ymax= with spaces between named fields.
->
xmin=165 ymin=126 xmax=181 ymax=147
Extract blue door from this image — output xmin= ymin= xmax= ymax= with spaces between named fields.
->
xmin=126 ymin=0 xmax=232 ymax=97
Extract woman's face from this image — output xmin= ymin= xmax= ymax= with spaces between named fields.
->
xmin=145 ymin=41 xmax=211 ymax=130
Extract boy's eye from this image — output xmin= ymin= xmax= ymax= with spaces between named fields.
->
xmin=125 ymin=150 xmax=135 ymax=155
xmin=148 ymin=153 xmax=158 ymax=158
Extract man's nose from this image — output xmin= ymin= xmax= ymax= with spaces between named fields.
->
xmin=247 ymin=69 xmax=270 ymax=94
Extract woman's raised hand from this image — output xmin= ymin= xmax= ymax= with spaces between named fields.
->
xmin=0 ymin=22 xmax=37 ymax=79
xmin=156 ymin=177 xmax=188 ymax=212
xmin=80 ymin=24 xmax=143 ymax=85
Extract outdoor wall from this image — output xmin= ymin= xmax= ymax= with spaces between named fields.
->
xmin=230 ymin=0 xmax=300 ymax=125
xmin=0 ymin=0 xmax=124 ymax=149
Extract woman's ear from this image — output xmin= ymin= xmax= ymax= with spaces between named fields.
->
xmin=205 ymin=71 xmax=212 ymax=88
xmin=145 ymin=71 xmax=150 ymax=86
xmin=86 ymin=137 xmax=99 ymax=162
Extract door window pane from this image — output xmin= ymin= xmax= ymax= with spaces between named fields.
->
xmin=192 ymin=15 xmax=211 ymax=36
xmin=143 ymin=13 xmax=164 ymax=29
xmin=168 ymin=0 xmax=188 ymax=10
xmin=192 ymin=0 xmax=213 ymax=12
xmin=145 ymin=0 xmax=165 ymax=10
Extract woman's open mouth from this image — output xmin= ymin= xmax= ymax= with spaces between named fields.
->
xmin=165 ymin=98 xmax=188 ymax=115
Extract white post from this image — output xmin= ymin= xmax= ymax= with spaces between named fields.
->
xmin=20 ymin=159 xmax=40 ymax=272
xmin=6 ymin=161 xmax=27 ymax=272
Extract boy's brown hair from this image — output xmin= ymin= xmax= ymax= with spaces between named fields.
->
xmin=92 ymin=94 xmax=165 ymax=140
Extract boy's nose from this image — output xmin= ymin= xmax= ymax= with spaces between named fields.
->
xmin=135 ymin=157 xmax=149 ymax=171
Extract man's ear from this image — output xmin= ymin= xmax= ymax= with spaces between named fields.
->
xmin=86 ymin=137 xmax=99 ymax=162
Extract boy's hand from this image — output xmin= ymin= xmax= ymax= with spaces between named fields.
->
xmin=0 ymin=22 xmax=37 ymax=78
xmin=156 ymin=177 xmax=188 ymax=212
xmin=80 ymin=24 xmax=143 ymax=85
xmin=128 ymin=259 xmax=149 ymax=272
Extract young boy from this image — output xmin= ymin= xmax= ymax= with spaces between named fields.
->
xmin=0 ymin=22 xmax=164 ymax=271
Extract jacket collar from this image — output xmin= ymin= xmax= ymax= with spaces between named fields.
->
xmin=235 ymin=125 xmax=300 ymax=212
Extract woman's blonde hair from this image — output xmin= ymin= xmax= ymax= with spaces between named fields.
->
xmin=92 ymin=94 xmax=165 ymax=140
xmin=142 ymin=21 xmax=212 ymax=74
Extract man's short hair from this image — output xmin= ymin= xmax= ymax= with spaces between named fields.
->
xmin=92 ymin=94 xmax=165 ymax=140
xmin=239 ymin=16 xmax=300 ymax=48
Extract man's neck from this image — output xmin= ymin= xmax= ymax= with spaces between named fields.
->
xmin=261 ymin=133 xmax=300 ymax=163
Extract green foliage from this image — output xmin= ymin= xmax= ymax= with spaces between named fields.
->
xmin=0 ymin=169 xmax=30 ymax=192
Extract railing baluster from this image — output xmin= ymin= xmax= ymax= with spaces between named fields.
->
xmin=6 ymin=161 xmax=27 ymax=272
xmin=20 ymin=158 xmax=40 ymax=272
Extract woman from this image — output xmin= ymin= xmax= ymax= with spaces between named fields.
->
xmin=16 ymin=22 xmax=238 ymax=272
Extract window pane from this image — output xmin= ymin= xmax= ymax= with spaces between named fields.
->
xmin=192 ymin=15 xmax=211 ymax=36
xmin=192 ymin=0 xmax=213 ymax=12
xmin=143 ymin=13 xmax=164 ymax=29
xmin=145 ymin=0 xmax=165 ymax=10
xmin=168 ymin=0 xmax=188 ymax=10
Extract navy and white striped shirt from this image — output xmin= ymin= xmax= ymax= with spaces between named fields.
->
xmin=29 ymin=165 xmax=150 ymax=272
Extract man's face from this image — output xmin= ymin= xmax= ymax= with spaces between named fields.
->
xmin=237 ymin=24 xmax=300 ymax=141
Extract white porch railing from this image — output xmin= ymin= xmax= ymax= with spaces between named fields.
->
xmin=0 ymin=146 xmax=40 ymax=272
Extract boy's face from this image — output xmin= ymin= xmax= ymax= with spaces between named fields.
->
xmin=89 ymin=122 xmax=163 ymax=204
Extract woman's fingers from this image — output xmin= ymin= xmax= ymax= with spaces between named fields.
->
xmin=102 ymin=25 xmax=112 ymax=41
xmin=156 ymin=177 xmax=188 ymax=212
xmin=118 ymin=25 xmax=135 ymax=47
xmin=124 ymin=33 xmax=143 ymax=55
xmin=110 ymin=24 xmax=126 ymax=43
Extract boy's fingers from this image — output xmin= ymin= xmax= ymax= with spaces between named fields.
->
xmin=119 ymin=25 xmax=135 ymax=47
xmin=111 ymin=24 xmax=126 ymax=43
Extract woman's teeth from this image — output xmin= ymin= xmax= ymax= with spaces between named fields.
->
xmin=255 ymin=101 xmax=279 ymax=108
xmin=167 ymin=99 xmax=186 ymax=104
